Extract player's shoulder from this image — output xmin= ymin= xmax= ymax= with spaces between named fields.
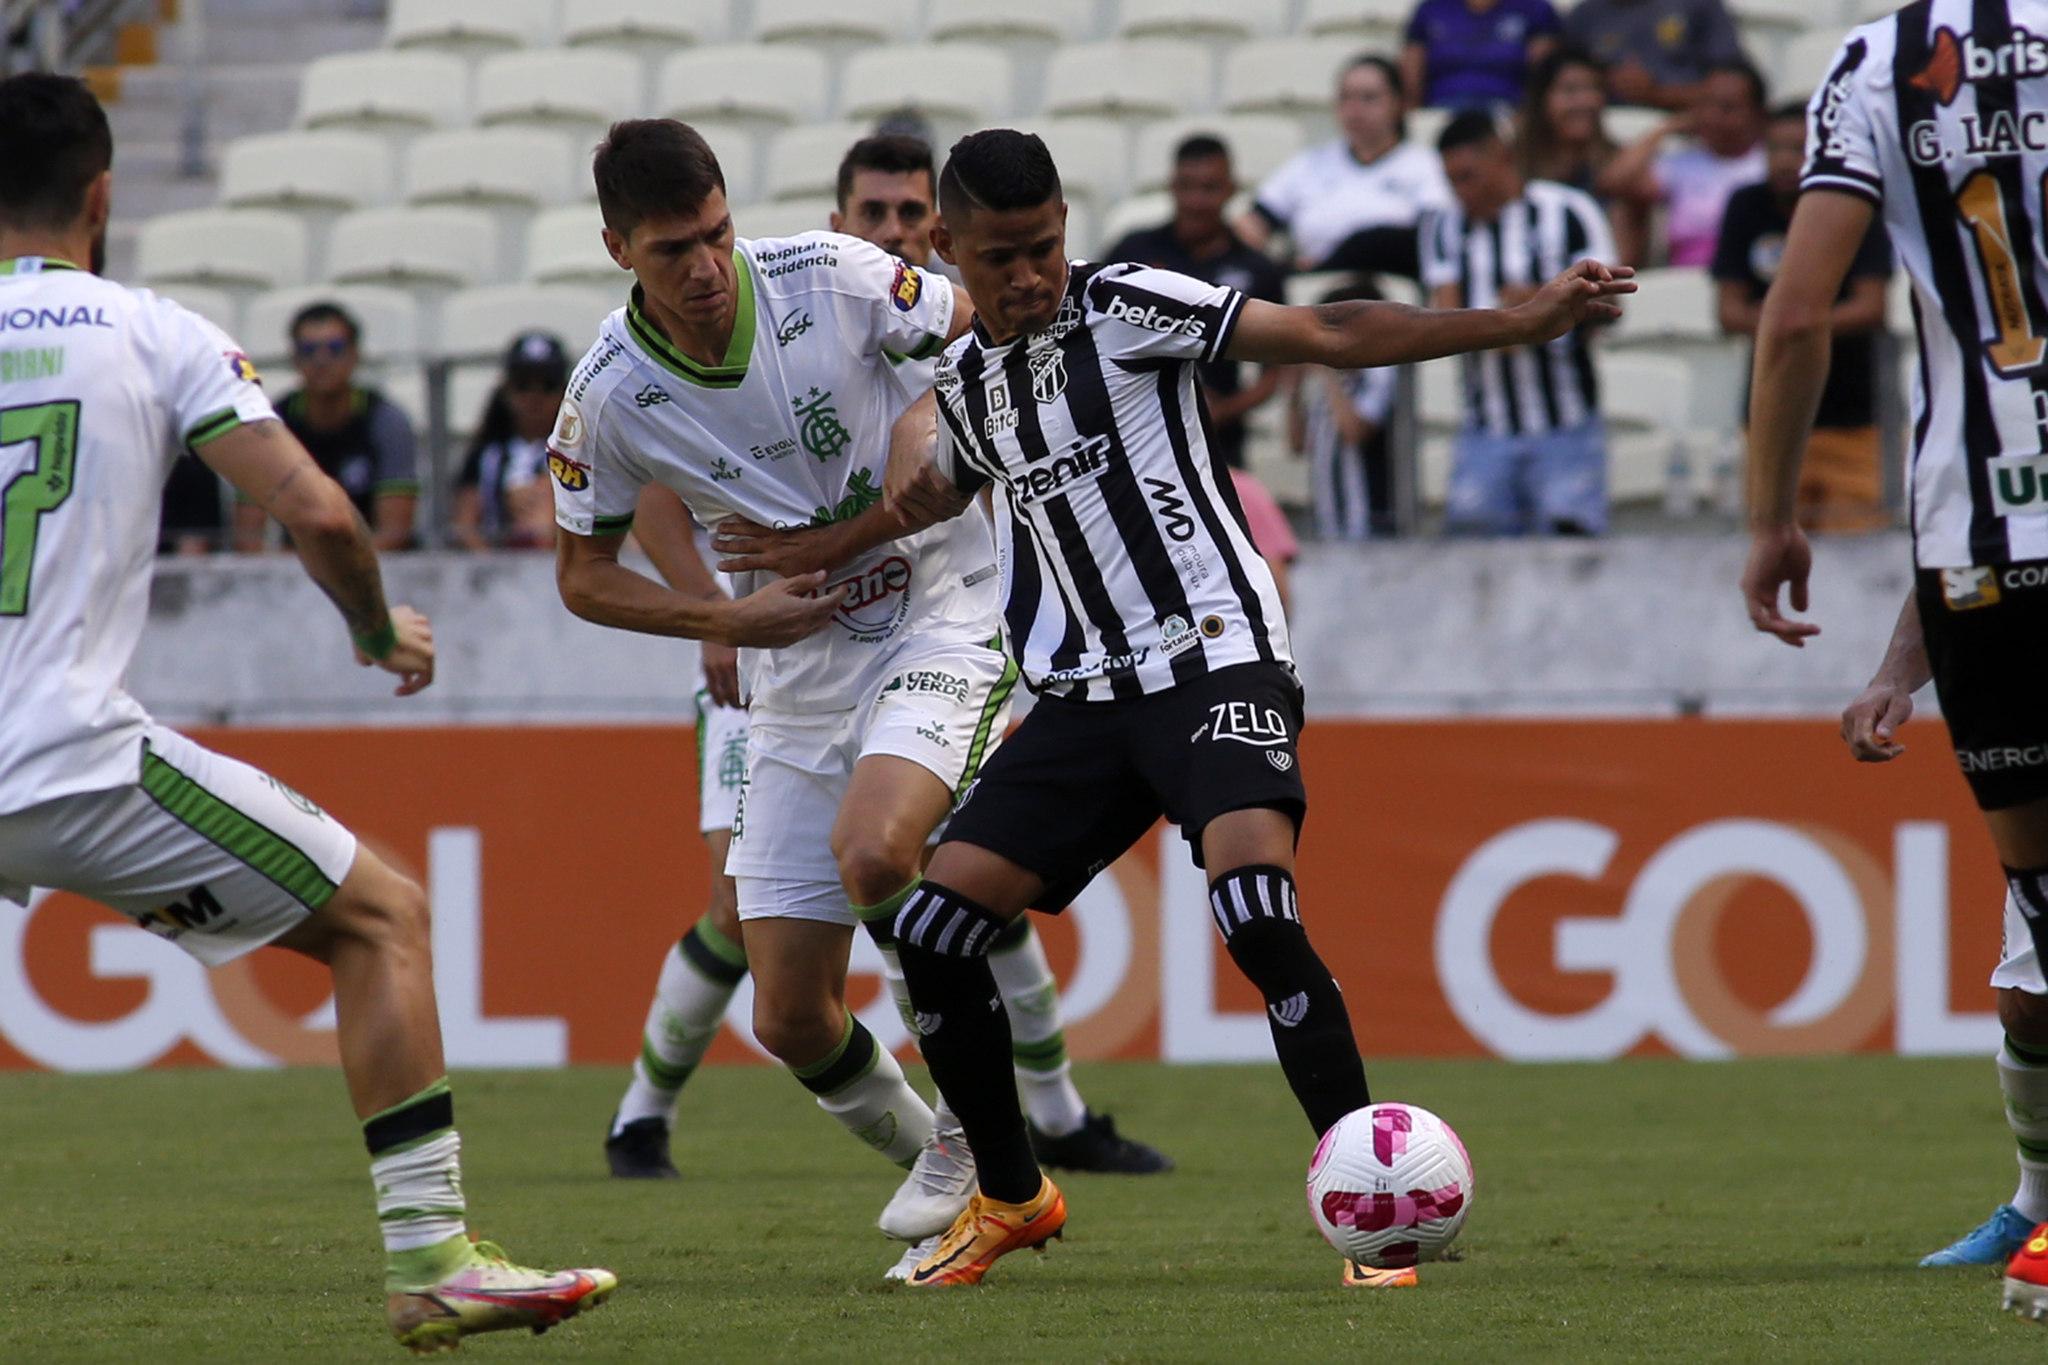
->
xmin=558 ymin=310 xmax=638 ymax=443
xmin=1823 ymin=13 xmax=1901 ymax=93
xmin=742 ymin=230 xmax=896 ymax=298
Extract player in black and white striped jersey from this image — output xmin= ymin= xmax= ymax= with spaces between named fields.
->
xmin=1740 ymin=0 xmax=2048 ymax=1314
xmin=1421 ymin=110 xmax=1616 ymax=535
xmin=856 ymin=128 xmax=1633 ymax=1288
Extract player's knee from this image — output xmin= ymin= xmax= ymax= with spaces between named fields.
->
xmin=328 ymin=855 xmax=431 ymax=957
xmin=2001 ymin=987 xmax=2048 ymax=1048
xmin=705 ymin=877 xmax=741 ymax=939
xmin=833 ymin=831 xmax=920 ymax=908
xmin=750 ymin=998 xmax=841 ymax=1067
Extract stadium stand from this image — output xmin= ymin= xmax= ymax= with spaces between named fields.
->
xmin=1030 ymin=116 xmax=1132 ymax=220
xmin=472 ymin=49 xmax=647 ymax=145
xmin=385 ymin=0 xmax=558 ymax=56
xmin=1043 ymin=41 xmax=1215 ymax=125
xmin=1131 ymin=115 xmax=1306 ymax=195
xmin=523 ymin=205 xmax=619 ymax=290
xmin=762 ymin=122 xmax=875 ymax=203
xmin=137 ymin=207 xmax=308 ymax=301
xmin=752 ymin=0 xmax=919 ymax=47
xmin=839 ymin=43 xmax=1015 ymax=130
xmin=1116 ymin=0 xmax=1292 ymax=43
xmin=1221 ymin=39 xmax=1367 ymax=124
xmin=295 ymin=49 xmax=469 ymax=138
xmin=240 ymin=283 xmax=423 ymax=369
xmin=926 ymin=0 xmax=1095 ymax=50
xmin=1300 ymin=0 xmax=1413 ymax=45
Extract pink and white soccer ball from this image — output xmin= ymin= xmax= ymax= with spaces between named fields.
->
xmin=1306 ymin=1103 xmax=1474 ymax=1268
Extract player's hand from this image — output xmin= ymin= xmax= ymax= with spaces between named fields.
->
xmin=1514 ymin=260 xmax=1637 ymax=342
xmin=713 ymin=516 xmax=845 ymax=577
xmin=1840 ymin=679 xmax=1912 ymax=761
xmin=701 ymin=638 xmax=743 ymax=708
xmin=1740 ymin=523 xmax=1822 ymax=646
xmin=355 ymin=604 xmax=435 ymax=695
xmin=884 ymin=449 xmax=969 ymax=525
xmin=719 ymin=572 xmax=848 ymax=647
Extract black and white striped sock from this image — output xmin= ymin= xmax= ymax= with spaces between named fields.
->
xmin=1208 ymin=864 xmax=1301 ymax=942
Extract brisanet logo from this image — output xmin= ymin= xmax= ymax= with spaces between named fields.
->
xmin=1913 ymin=25 xmax=2048 ymax=105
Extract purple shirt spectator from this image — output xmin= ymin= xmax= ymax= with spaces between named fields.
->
xmin=1403 ymin=0 xmax=1563 ymax=109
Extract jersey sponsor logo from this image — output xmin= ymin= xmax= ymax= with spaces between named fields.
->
xmin=1956 ymin=742 xmax=2048 ymax=773
xmin=1144 ymin=476 xmax=1195 ymax=541
xmin=890 ymin=261 xmax=923 ymax=312
xmin=1990 ymin=453 xmax=2048 ymax=517
xmin=753 ymin=241 xmax=838 ymax=277
xmin=569 ymin=339 xmax=622 ymax=401
xmin=777 ymin=310 xmax=814 ymax=346
xmin=634 ymin=383 xmax=671 ymax=408
xmin=1014 ymin=433 xmax=1112 ymax=505
xmin=984 ymin=379 xmax=1018 ymax=437
xmin=1941 ymin=566 xmax=2001 ymax=610
xmin=1265 ymin=748 xmax=1295 ymax=772
xmin=1041 ymin=647 xmax=1148 ymax=685
xmin=881 ymin=668 xmax=972 ymax=704
xmin=710 ymin=456 xmax=742 ymax=481
xmin=553 ymin=398 xmax=585 ymax=448
xmin=548 ymin=449 xmax=591 ymax=491
xmin=935 ymin=360 xmax=964 ymax=404
xmin=791 ymin=385 xmax=852 ymax=461
xmin=749 ymin=437 xmax=797 ymax=462
xmin=1204 ymin=699 xmax=1291 ymax=748
xmin=1814 ymin=39 xmax=1865 ymax=163
xmin=137 ymin=884 xmax=227 ymax=940
xmin=1174 ymin=544 xmax=1210 ymax=588
xmin=1913 ymin=25 xmax=2048 ymax=107
xmin=812 ymin=468 xmax=881 ymax=525
xmin=224 ymin=350 xmax=260 ymax=384
xmin=1102 ymin=290 xmax=1207 ymax=340
xmin=1158 ymin=613 xmax=1201 ymax=659
xmin=814 ymin=554 xmax=913 ymax=638
xmin=0 ymin=304 xmax=111 ymax=333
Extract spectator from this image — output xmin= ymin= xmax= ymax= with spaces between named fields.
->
xmin=1714 ymin=101 xmax=1891 ymax=533
xmin=451 ymin=332 xmax=566 ymax=550
xmin=1292 ymin=283 xmax=1400 ymax=540
xmin=1517 ymin=47 xmax=1650 ymax=267
xmin=1228 ymin=467 xmax=1300 ymax=615
xmin=1563 ymin=0 xmax=1746 ymax=110
xmin=1400 ymin=0 xmax=1561 ymax=112
xmin=1599 ymin=60 xmax=1766 ymax=267
xmin=1106 ymin=134 xmax=1286 ymax=471
xmin=236 ymin=301 xmax=416 ymax=552
xmin=1238 ymin=55 xmax=1451 ymax=269
xmin=1423 ymin=111 xmax=1614 ymax=536
xmin=158 ymin=453 xmax=226 ymax=555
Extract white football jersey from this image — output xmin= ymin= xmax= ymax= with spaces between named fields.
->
xmin=553 ymin=232 xmax=999 ymax=710
xmin=0 ymin=257 xmax=272 ymax=814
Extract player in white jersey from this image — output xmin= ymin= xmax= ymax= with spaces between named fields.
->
xmin=1740 ymin=1 xmax=2048 ymax=1320
xmin=0 ymin=75 xmax=614 ymax=1352
xmin=603 ymin=133 xmax=1170 ymax=1199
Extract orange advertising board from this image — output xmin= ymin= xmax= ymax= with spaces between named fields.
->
xmin=0 ymin=719 xmax=2009 ymax=1070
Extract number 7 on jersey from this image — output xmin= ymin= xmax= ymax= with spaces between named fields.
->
xmin=0 ymin=399 xmax=81 ymax=617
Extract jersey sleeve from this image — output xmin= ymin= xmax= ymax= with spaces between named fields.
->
xmin=549 ymin=390 xmax=644 ymax=537
xmin=1802 ymin=33 xmax=1884 ymax=206
xmin=1087 ymin=265 xmax=1247 ymax=366
xmin=929 ymin=375 xmax=992 ymax=497
xmin=829 ymin=235 xmax=957 ymax=362
xmin=155 ymin=300 xmax=276 ymax=450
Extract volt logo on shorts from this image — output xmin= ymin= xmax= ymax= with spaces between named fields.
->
xmin=1204 ymin=700 xmax=1291 ymax=747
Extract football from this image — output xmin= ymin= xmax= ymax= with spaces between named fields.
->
xmin=1306 ymin=1103 xmax=1474 ymax=1269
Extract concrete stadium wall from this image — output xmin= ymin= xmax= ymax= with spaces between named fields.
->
xmin=129 ymin=532 xmax=1920 ymax=726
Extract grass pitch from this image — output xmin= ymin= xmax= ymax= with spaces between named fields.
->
xmin=0 ymin=1057 xmax=2031 ymax=1362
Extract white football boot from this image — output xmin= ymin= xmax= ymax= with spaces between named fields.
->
xmin=878 ymin=1125 xmax=975 ymax=1240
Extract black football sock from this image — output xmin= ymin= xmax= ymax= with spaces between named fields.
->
xmin=1210 ymin=865 xmax=1370 ymax=1136
xmin=893 ymin=880 xmax=1043 ymax=1203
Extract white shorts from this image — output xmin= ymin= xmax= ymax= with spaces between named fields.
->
xmin=695 ymin=689 xmax=750 ymax=836
xmin=0 ymin=725 xmax=358 ymax=967
xmin=727 ymin=638 xmax=1017 ymax=926
xmin=1993 ymin=887 xmax=2048 ymax=995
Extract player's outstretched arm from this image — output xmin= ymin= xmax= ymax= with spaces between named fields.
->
xmin=1740 ymin=189 xmax=1875 ymax=647
xmin=556 ymin=522 xmax=847 ymax=648
xmin=1841 ymin=590 xmax=1929 ymax=763
xmin=632 ymin=485 xmax=740 ymax=705
xmin=1224 ymin=259 xmax=1636 ymax=370
xmin=196 ymin=418 xmax=433 ymax=694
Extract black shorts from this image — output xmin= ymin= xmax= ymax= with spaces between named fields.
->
xmin=941 ymin=661 xmax=1308 ymax=909
xmin=1917 ymin=562 xmax=2048 ymax=810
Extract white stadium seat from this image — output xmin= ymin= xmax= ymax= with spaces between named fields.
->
xmin=656 ymin=45 xmax=830 ymax=129
xmin=327 ymin=206 xmax=501 ymax=292
xmin=1097 ymin=192 xmax=1172 ymax=251
xmin=1408 ymin=107 xmax=1451 ymax=156
xmin=1032 ymin=116 xmax=1133 ymax=216
xmin=297 ymin=51 xmax=469 ymax=136
xmin=691 ymin=121 xmax=764 ymax=208
xmin=1044 ymin=42 xmax=1215 ymax=124
xmin=153 ymin=284 xmax=241 ymax=341
xmin=739 ymin=198 xmax=839 ymax=242
xmin=1221 ymin=40 xmax=1359 ymax=121
xmin=926 ymin=0 xmax=1094 ymax=48
xmin=762 ymin=122 xmax=872 ymax=203
xmin=1063 ymin=200 xmax=1099 ymax=258
xmin=1131 ymin=115 xmax=1304 ymax=193
xmin=751 ymin=0 xmax=917 ymax=47
xmin=385 ymin=0 xmax=555 ymax=56
xmin=1117 ymin=0 xmax=1288 ymax=43
xmin=404 ymin=129 xmax=577 ymax=210
xmin=474 ymin=50 xmax=646 ymax=144
xmin=1414 ymin=357 xmax=1461 ymax=432
xmin=563 ymin=0 xmax=726 ymax=50
xmin=1775 ymin=30 xmax=1853 ymax=99
xmin=240 ymin=284 xmax=423 ymax=367
xmin=1301 ymin=0 xmax=1413 ymax=43
xmin=438 ymin=284 xmax=615 ymax=362
xmin=1608 ymin=267 xmax=1718 ymax=346
xmin=525 ymin=204 xmax=624 ymax=288
xmin=1728 ymin=0 xmax=1821 ymax=42
xmin=220 ymin=131 xmax=396 ymax=213
xmin=136 ymin=209 xmax=308 ymax=295
xmin=839 ymin=44 xmax=1014 ymax=126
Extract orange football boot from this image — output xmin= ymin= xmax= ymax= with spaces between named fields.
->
xmin=904 ymin=1176 xmax=1066 ymax=1288
xmin=1343 ymin=1259 xmax=1419 ymax=1288
xmin=2002 ymin=1223 xmax=2048 ymax=1322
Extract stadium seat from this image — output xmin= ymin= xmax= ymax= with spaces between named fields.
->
xmin=656 ymin=45 xmax=830 ymax=130
xmin=473 ymin=50 xmax=646 ymax=145
xmin=446 ymin=363 xmax=504 ymax=439
xmin=1728 ymin=0 xmax=1820 ymax=46
xmin=438 ymin=284 xmax=615 ymax=363
xmin=1775 ymin=30 xmax=1851 ymax=99
xmin=926 ymin=0 xmax=1094 ymax=49
xmin=405 ymin=129 xmax=577 ymax=211
xmin=1064 ymin=199 xmax=1099 ymax=258
xmin=385 ymin=0 xmax=555 ymax=56
xmin=240 ymin=284 xmax=424 ymax=367
xmin=136 ymin=209 xmax=308 ymax=297
xmin=1032 ymin=116 xmax=1133 ymax=218
xmin=220 ymin=131 xmax=396 ymax=214
xmin=1221 ymin=40 xmax=1359 ymax=122
xmin=1098 ymin=192 xmax=1172 ymax=250
xmin=297 ymin=51 xmax=469 ymax=137
xmin=1414 ymin=356 xmax=1461 ymax=432
xmin=762 ymin=122 xmax=872 ymax=203
xmin=751 ymin=0 xmax=916 ymax=47
xmin=1044 ymin=42 xmax=1215 ymax=125
xmin=1608 ymin=266 xmax=1718 ymax=345
xmin=692 ymin=121 xmax=764 ymax=208
xmin=739 ymin=198 xmax=839 ymax=242
xmin=525 ymin=204 xmax=625 ymax=288
xmin=1300 ymin=0 xmax=1413 ymax=44
xmin=563 ymin=0 xmax=726 ymax=49
xmin=1408 ymin=107 xmax=1451 ymax=156
xmin=1131 ymin=115 xmax=1304 ymax=194
xmin=839 ymin=44 xmax=1015 ymax=127
xmin=1116 ymin=0 xmax=1288 ymax=43
xmin=153 ymin=284 xmax=241 ymax=341
xmin=327 ymin=206 xmax=501 ymax=294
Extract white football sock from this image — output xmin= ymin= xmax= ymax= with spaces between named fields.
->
xmin=990 ymin=921 xmax=1088 ymax=1138
xmin=613 ymin=920 xmax=744 ymax=1135
xmin=2002 ymin=1034 xmax=2048 ymax=1222
xmin=373 ymin=1130 xmax=467 ymax=1254
xmin=799 ymin=1015 xmax=935 ymax=1167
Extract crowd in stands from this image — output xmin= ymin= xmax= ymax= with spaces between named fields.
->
xmin=158 ymin=0 xmax=1900 ymax=555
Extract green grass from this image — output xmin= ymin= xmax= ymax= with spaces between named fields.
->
xmin=0 ymin=1058 xmax=2034 ymax=1362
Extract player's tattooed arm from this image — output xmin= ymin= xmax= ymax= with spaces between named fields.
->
xmin=1840 ymin=591 xmax=1929 ymax=764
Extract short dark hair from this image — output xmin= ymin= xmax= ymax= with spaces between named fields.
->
xmin=592 ymin=119 xmax=726 ymax=238
xmin=1707 ymin=59 xmax=1768 ymax=110
xmin=1173 ymin=134 xmax=1231 ymax=166
xmin=835 ymin=133 xmax=935 ymax=209
xmin=1437 ymin=109 xmax=1506 ymax=155
xmin=290 ymin=301 xmax=360 ymax=346
xmin=938 ymin=129 xmax=1062 ymax=221
xmin=0 ymin=73 xmax=113 ymax=231
xmin=1767 ymin=99 xmax=1809 ymax=126
xmin=1339 ymin=53 xmax=1408 ymax=140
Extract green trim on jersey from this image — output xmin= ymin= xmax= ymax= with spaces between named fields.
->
xmin=905 ymin=331 xmax=948 ymax=361
xmin=0 ymin=257 xmax=82 ymax=276
xmin=625 ymin=253 xmax=757 ymax=389
xmin=184 ymin=407 xmax=243 ymax=448
xmin=139 ymin=742 xmax=340 ymax=910
xmin=592 ymin=512 xmax=635 ymax=535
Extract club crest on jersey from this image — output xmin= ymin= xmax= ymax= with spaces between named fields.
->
xmin=553 ymin=399 xmax=585 ymax=448
xmin=890 ymin=261 xmax=923 ymax=312
xmin=792 ymin=386 xmax=852 ymax=461
xmin=223 ymin=350 xmax=260 ymax=384
xmin=1028 ymin=335 xmax=1068 ymax=403
xmin=548 ymin=449 xmax=590 ymax=491
xmin=1913 ymin=25 xmax=2048 ymax=107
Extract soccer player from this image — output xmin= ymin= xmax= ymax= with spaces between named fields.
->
xmin=748 ymin=128 xmax=1629 ymax=1288
xmin=1739 ymin=2 xmax=2048 ymax=1323
xmin=0 ymin=74 xmax=614 ymax=1351
xmin=605 ymin=132 xmax=1170 ymax=1194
